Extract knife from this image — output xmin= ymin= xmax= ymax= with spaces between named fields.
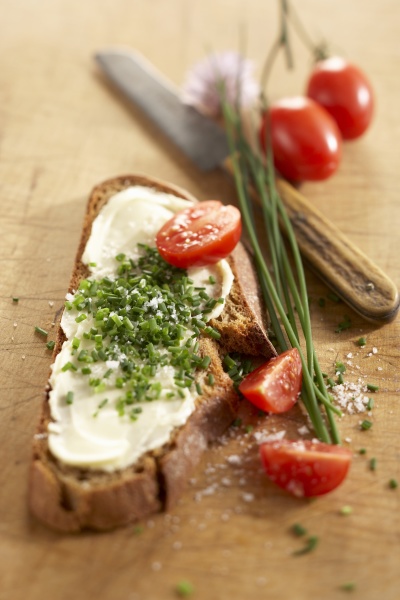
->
xmin=94 ymin=48 xmax=399 ymax=323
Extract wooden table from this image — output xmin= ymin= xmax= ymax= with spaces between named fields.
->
xmin=1 ymin=1 xmax=399 ymax=599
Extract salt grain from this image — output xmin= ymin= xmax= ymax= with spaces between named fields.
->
xmin=241 ymin=492 xmax=255 ymax=503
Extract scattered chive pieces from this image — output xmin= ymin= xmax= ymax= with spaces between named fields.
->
xmin=361 ymin=420 xmax=373 ymax=431
xmin=340 ymin=582 xmax=356 ymax=592
xmin=232 ymin=418 xmax=242 ymax=427
xmin=335 ymin=316 xmax=352 ymax=333
xmin=207 ymin=373 xmax=215 ymax=386
xmin=327 ymin=292 xmax=341 ymax=303
xmin=12 ymin=297 xmax=19 ymax=303
xmin=389 ymin=479 xmax=398 ymax=489
xmin=293 ymin=535 xmax=319 ymax=556
xmin=35 ymin=326 xmax=48 ymax=337
xmin=208 ymin=275 xmax=216 ymax=284
xmin=66 ymin=391 xmax=74 ymax=405
xmin=339 ymin=505 xmax=353 ymax=516
xmin=366 ymin=383 xmax=379 ymax=392
xmin=369 ymin=457 xmax=377 ymax=471
xmin=367 ymin=397 xmax=374 ymax=411
xmin=357 ymin=337 xmax=366 ymax=347
xmin=359 ymin=448 xmax=367 ymax=455
xmin=133 ymin=525 xmax=144 ymax=535
xmin=195 ymin=382 xmax=202 ymax=395
xmin=335 ymin=362 xmax=346 ymax=374
xmin=46 ymin=340 xmax=55 ymax=351
xmin=291 ymin=523 xmax=307 ymax=537
xmin=245 ymin=425 xmax=254 ymax=434
xmin=175 ymin=580 xmax=194 ymax=598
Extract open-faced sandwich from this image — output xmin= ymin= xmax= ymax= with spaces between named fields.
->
xmin=28 ymin=175 xmax=276 ymax=532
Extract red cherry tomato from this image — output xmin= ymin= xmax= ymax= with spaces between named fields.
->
xmin=238 ymin=348 xmax=302 ymax=413
xmin=307 ymin=57 xmax=374 ymax=140
xmin=259 ymin=96 xmax=342 ymax=182
xmin=156 ymin=200 xmax=242 ymax=269
xmin=259 ymin=439 xmax=352 ymax=497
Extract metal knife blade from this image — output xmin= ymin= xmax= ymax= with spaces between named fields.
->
xmin=95 ymin=49 xmax=229 ymax=171
xmin=94 ymin=48 xmax=399 ymax=323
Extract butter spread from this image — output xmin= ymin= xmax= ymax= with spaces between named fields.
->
xmin=48 ymin=186 xmax=234 ymax=471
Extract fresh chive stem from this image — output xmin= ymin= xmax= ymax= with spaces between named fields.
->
xmin=221 ymin=96 xmax=340 ymax=444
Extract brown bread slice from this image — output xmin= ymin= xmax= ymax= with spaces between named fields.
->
xmin=29 ymin=174 xmax=276 ymax=532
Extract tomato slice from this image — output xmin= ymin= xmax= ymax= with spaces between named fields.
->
xmin=238 ymin=348 xmax=302 ymax=414
xmin=156 ymin=200 xmax=242 ymax=268
xmin=260 ymin=439 xmax=352 ymax=497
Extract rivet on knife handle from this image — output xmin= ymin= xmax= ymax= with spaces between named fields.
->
xmin=223 ymin=158 xmax=399 ymax=323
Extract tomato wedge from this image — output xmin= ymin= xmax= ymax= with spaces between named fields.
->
xmin=238 ymin=348 xmax=302 ymax=413
xmin=156 ymin=200 xmax=242 ymax=268
xmin=260 ymin=439 xmax=352 ymax=497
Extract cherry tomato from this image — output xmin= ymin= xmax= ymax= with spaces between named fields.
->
xmin=156 ymin=200 xmax=242 ymax=269
xmin=238 ymin=348 xmax=302 ymax=413
xmin=259 ymin=96 xmax=342 ymax=182
xmin=259 ymin=439 xmax=352 ymax=497
xmin=307 ymin=57 xmax=374 ymax=140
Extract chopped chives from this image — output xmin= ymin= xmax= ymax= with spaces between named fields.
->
xmin=12 ymin=297 xmax=19 ymax=303
xmin=369 ymin=457 xmax=377 ymax=471
xmin=291 ymin=523 xmax=307 ymax=537
xmin=66 ymin=391 xmax=74 ymax=405
xmin=366 ymin=383 xmax=379 ymax=392
xmin=389 ymin=479 xmax=398 ymax=489
xmin=293 ymin=535 xmax=319 ymax=556
xmin=175 ymin=580 xmax=194 ymax=598
xmin=357 ymin=337 xmax=366 ymax=347
xmin=360 ymin=420 xmax=373 ymax=431
xmin=35 ymin=326 xmax=48 ymax=337
xmin=46 ymin=340 xmax=55 ymax=351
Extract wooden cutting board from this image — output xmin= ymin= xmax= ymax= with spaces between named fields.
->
xmin=1 ymin=1 xmax=399 ymax=599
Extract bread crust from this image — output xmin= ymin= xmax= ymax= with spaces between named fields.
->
xmin=29 ymin=174 xmax=275 ymax=532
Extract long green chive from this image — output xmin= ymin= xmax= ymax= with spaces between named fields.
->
xmin=221 ymin=96 xmax=339 ymax=444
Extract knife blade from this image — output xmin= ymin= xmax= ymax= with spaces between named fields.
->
xmin=95 ymin=48 xmax=399 ymax=323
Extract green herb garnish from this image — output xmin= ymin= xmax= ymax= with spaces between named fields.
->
xmin=35 ymin=326 xmax=48 ymax=337
xmin=220 ymin=95 xmax=341 ymax=444
xmin=175 ymin=580 xmax=194 ymax=598
xmin=293 ymin=535 xmax=319 ymax=556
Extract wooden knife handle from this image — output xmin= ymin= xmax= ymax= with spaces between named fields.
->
xmin=222 ymin=158 xmax=399 ymax=323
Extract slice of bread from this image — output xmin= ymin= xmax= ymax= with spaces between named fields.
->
xmin=29 ymin=174 xmax=276 ymax=532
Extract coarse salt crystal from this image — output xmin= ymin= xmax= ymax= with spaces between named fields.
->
xmin=241 ymin=492 xmax=254 ymax=503
xmin=226 ymin=454 xmax=241 ymax=465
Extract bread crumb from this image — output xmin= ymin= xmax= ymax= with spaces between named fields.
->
xmin=151 ymin=562 xmax=162 ymax=571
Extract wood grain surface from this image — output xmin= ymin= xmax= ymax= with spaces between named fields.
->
xmin=1 ymin=1 xmax=399 ymax=599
